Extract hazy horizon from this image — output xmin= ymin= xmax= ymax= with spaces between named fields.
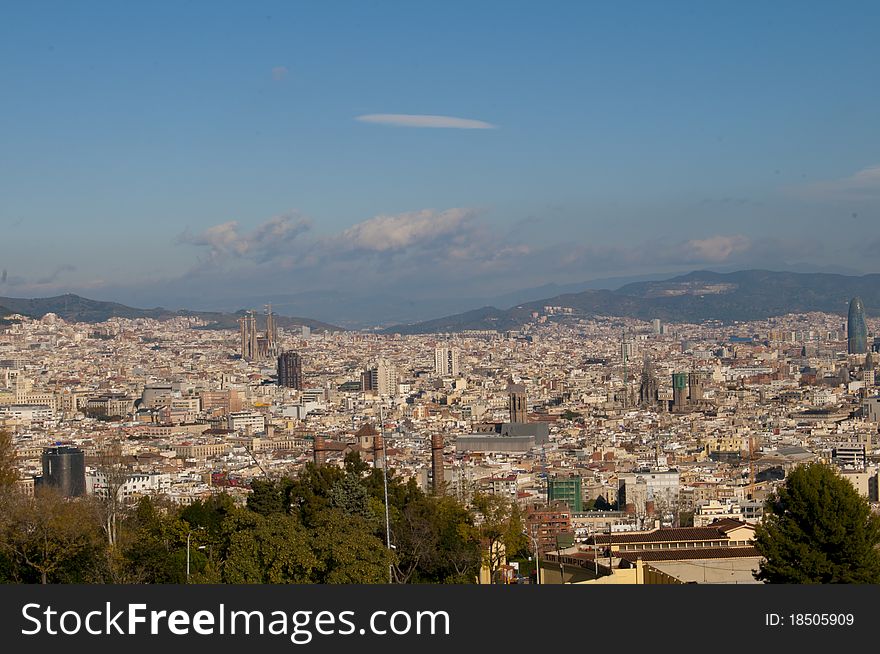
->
xmin=3 ymin=2 xmax=880 ymax=319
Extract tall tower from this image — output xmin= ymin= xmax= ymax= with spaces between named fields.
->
xmin=239 ymin=310 xmax=258 ymax=361
xmin=848 ymin=297 xmax=868 ymax=355
xmin=41 ymin=446 xmax=86 ymax=497
xmin=434 ymin=346 xmax=459 ymax=376
xmin=672 ymin=373 xmax=688 ymax=411
xmin=238 ymin=315 xmax=251 ymax=360
xmin=431 ymin=434 xmax=445 ymax=496
xmin=688 ymin=371 xmax=704 ymax=402
xmin=373 ymin=432 xmax=385 ymax=470
xmin=313 ymin=435 xmax=327 ymax=466
xmin=376 ymin=359 xmax=397 ymax=397
xmin=277 ymin=351 xmax=303 ymax=389
xmin=265 ymin=304 xmax=278 ymax=358
xmin=508 ymin=384 xmax=527 ymax=423
xmin=639 ymin=354 xmax=659 ymax=408
xmin=361 ymin=368 xmax=378 ymax=393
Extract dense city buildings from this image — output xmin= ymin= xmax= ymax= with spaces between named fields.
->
xmin=2 ymin=299 xmax=878 ymax=583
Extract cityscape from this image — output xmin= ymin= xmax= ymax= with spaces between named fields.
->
xmin=1 ymin=290 xmax=878 ymax=583
xmin=2 ymin=3 xmax=880 ymax=590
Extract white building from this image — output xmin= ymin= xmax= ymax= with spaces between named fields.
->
xmin=87 ymin=470 xmax=173 ymax=501
xmin=618 ymin=469 xmax=680 ymax=514
xmin=434 ymin=346 xmax=460 ymax=377
xmin=693 ymin=499 xmax=744 ymax=527
xmin=228 ymin=411 xmax=266 ymax=434
xmin=0 ymin=404 xmax=54 ymax=422
xmin=376 ymin=358 xmax=397 ymax=397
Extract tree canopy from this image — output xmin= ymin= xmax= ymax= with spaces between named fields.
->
xmin=754 ymin=462 xmax=880 ymax=584
xmin=0 ymin=452 xmax=495 ymax=584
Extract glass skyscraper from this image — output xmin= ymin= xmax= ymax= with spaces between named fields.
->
xmin=848 ymin=297 xmax=868 ymax=354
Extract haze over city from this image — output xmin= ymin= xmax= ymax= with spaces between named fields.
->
xmin=2 ymin=1 xmax=879 ymax=324
xmin=5 ymin=1 xmax=880 ymax=600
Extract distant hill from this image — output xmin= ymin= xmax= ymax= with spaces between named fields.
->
xmin=0 ymin=294 xmax=341 ymax=332
xmin=0 ymin=305 xmax=15 ymax=325
xmin=381 ymin=306 xmax=527 ymax=335
xmin=383 ymin=269 xmax=880 ymax=334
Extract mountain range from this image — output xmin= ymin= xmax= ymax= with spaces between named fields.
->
xmin=0 ymin=294 xmax=340 ymax=332
xmin=159 ymin=271 xmax=675 ymax=329
xmin=2 ymin=269 xmax=878 ymax=335
xmin=381 ymin=269 xmax=880 ymax=334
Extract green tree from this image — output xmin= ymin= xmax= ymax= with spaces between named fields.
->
xmin=0 ymin=489 xmax=104 ymax=584
xmin=389 ymin=494 xmax=437 ymax=583
xmin=246 ymin=478 xmax=290 ymax=516
xmin=754 ymin=462 xmax=880 ymax=583
xmin=429 ymin=496 xmax=482 ymax=583
xmin=328 ymin=473 xmax=375 ymax=522
xmin=181 ymin=494 xmax=236 ymax=539
xmin=221 ymin=511 xmax=316 ymax=584
xmin=0 ymin=430 xmax=18 ymax=491
xmin=310 ymin=509 xmax=392 ymax=583
xmin=285 ymin=464 xmax=346 ymax=525
xmin=471 ymin=493 xmax=527 ymax=584
xmin=120 ymin=496 xmax=191 ymax=583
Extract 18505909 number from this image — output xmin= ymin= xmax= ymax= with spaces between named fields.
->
xmin=790 ymin=614 xmax=854 ymax=626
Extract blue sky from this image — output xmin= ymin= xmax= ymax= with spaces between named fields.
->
xmin=1 ymin=1 xmax=879 ymax=314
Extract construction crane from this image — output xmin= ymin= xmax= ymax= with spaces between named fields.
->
xmin=244 ymin=445 xmax=269 ymax=478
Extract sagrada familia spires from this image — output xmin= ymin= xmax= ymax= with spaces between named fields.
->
xmin=238 ymin=304 xmax=279 ymax=362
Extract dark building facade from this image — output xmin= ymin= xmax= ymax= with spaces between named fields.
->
xmin=277 ymin=351 xmax=303 ymax=389
xmin=672 ymin=373 xmax=688 ymax=411
xmin=372 ymin=432 xmax=385 ymax=470
xmin=688 ymin=371 xmax=704 ymax=401
xmin=41 ymin=445 xmax=86 ymax=497
xmin=639 ymin=356 xmax=659 ymax=408
xmin=313 ymin=435 xmax=327 ymax=466
xmin=848 ymin=297 xmax=868 ymax=355
xmin=431 ymin=434 xmax=445 ymax=495
xmin=526 ymin=503 xmax=574 ymax=555
xmin=361 ymin=368 xmax=378 ymax=393
xmin=508 ymin=384 xmax=527 ymax=423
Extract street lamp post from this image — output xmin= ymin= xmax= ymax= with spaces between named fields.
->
xmin=525 ymin=526 xmax=541 ymax=585
xmin=186 ymin=530 xmax=192 ymax=582
xmin=379 ymin=406 xmax=393 ymax=584
xmin=186 ymin=526 xmax=204 ymax=583
xmin=593 ymin=530 xmax=599 ymax=578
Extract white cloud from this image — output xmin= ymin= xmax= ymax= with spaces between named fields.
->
xmin=679 ymin=235 xmax=751 ymax=263
xmin=555 ymin=234 xmax=753 ymax=271
xmin=337 ymin=208 xmax=475 ymax=252
xmin=796 ymin=164 xmax=880 ymax=198
xmin=355 ymin=114 xmax=497 ymax=129
xmin=179 ymin=214 xmax=311 ymax=264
